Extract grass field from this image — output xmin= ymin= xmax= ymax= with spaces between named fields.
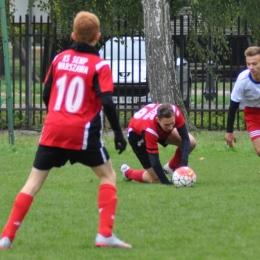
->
xmin=0 ymin=130 xmax=260 ymax=260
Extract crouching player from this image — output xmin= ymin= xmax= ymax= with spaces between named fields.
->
xmin=120 ymin=103 xmax=196 ymax=184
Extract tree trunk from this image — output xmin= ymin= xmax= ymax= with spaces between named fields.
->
xmin=12 ymin=39 xmax=41 ymax=83
xmin=141 ymin=0 xmax=196 ymax=131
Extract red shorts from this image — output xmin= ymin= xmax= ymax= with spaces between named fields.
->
xmin=244 ymin=107 xmax=260 ymax=140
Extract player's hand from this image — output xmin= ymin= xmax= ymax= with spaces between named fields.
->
xmin=114 ymin=131 xmax=127 ymax=154
xmin=225 ymin=132 xmax=236 ymax=148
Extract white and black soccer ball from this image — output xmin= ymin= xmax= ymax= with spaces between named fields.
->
xmin=172 ymin=166 xmax=196 ymax=188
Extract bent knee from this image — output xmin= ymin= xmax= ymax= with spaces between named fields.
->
xmin=190 ymin=138 xmax=197 ymax=151
xmin=255 ymin=149 xmax=260 ymax=157
xmin=252 ymin=140 xmax=260 ymax=156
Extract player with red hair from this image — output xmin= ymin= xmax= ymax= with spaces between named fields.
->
xmin=0 ymin=11 xmax=131 ymax=249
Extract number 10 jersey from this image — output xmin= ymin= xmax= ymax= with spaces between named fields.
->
xmin=39 ymin=45 xmax=114 ymax=150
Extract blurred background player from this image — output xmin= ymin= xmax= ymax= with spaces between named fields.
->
xmin=120 ymin=103 xmax=196 ymax=184
xmin=0 ymin=11 xmax=131 ymax=249
xmin=226 ymin=46 xmax=260 ymax=156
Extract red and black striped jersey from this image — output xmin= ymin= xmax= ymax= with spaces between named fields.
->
xmin=127 ymin=103 xmax=185 ymax=154
xmin=40 ymin=44 xmax=113 ymax=150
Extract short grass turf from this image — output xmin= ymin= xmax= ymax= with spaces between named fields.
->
xmin=0 ymin=130 xmax=260 ymax=260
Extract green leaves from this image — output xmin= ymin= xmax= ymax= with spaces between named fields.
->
xmin=20 ymin=0 xmax=260 ymax=46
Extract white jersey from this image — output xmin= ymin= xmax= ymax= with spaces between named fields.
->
xmin=231 ymin=69 xmax=260 ymax=107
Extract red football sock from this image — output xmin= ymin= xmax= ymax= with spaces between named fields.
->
xmin=97 ymin=184 xmax=117 ymax=237
xmin=125 ymin=168 xmax=145 ymax=182
xmin=1 ymin=192 xmax=34 ymax=241
xmin=169 ymin=148 xmax=182 ymax=170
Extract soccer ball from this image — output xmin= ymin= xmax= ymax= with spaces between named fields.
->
xmin=171 ymin=166 xmax=196 ymax=188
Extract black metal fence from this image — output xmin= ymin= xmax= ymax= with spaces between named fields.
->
xmin=0 ymin=15 xmax=251 ymax=131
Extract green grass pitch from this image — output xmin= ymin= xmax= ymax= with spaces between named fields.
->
xmin=0 ymin=130 xmax=260 ymax=260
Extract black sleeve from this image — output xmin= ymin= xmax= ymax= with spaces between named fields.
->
xmin=148 ymin=153 xmax=172 ymax=184
xmin=100 ymin=92 xmax=121 ymax=132
xmin=176 ymin=124 xmax=190 ymax=166
xmin=43 ymin=66 xmax=53 ymax=111
xmin=226 ymin=100 xmax=240 ymax=133
xmin=93 ymin=71 xmax=121 ymax=133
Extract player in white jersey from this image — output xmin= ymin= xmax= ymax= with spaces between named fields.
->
xmin=226 ymin=46 xmax=260 ymax=155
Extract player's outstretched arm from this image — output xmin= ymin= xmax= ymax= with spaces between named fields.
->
xmin=176 ymin=124 xmax=190 ymax=167
xmin=226 ymin=100 xmax=239 ymax=148
xmin=148 ymin=153 xmax=172 ymax=184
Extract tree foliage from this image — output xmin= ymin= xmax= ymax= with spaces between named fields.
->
xmin=6 ymin=0 xmax=260 ymax=57
xmin=25 ymin=0 xmax=260 ymax=66
xmin=4 ymin=0 xmax=260 ymax=130
xmin=182 ymin=0 xmax=260 ymax=66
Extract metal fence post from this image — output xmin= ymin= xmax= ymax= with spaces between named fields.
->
xmin=25 ymin=13 xmax=33 ymax=128
xmin=0 ymin=0 xmax=14 ymax=144
xmin=203 ymin=60 xmax=216 ymax=102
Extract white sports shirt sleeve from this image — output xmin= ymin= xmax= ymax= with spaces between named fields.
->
xmin=231 ymin=69 xmax=260 ymax=108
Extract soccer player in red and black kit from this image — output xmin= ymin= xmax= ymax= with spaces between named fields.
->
xmin=0 ymin=11 xmax=131 ymax=249
xmin=120 ymin=103 xmax=196 ymax=184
